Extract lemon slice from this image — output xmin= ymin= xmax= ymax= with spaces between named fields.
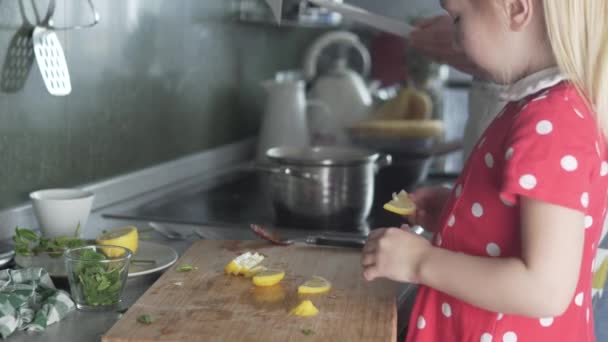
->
xmin=96 ymin=226 xmax=139 ymax=257
xmin=290 ymin=300 xmax=319 ymax=317
xmin=383 ymin=190 xmax=416 ymax=215
xmin=243 ymin=265 xmax=268 ymax=278
xmin=252 ymin=269 xmax=285 ymax=287
xmin=298 ymin=276 xmax=332 ymax=294
xmin=224 ymin=252 xmax=265 ymax=276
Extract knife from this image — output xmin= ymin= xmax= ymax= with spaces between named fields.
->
xmin=290 ymin=234 xmax=367 ymax=249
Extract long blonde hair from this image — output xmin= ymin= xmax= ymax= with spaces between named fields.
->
xmin=543 ymin=0 xmax=608 ymax=137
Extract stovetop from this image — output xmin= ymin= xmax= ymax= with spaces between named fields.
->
xmin=104 ymin=170 xmax=458 ymax=234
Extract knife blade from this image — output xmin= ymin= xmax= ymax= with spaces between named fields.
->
xmin=291 ymin=234 xmax=367 ymax=249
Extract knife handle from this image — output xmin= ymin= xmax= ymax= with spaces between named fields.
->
xmin=313 ymin=236 xmax=366 ymax=249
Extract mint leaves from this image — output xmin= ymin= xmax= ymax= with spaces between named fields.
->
xmin=73 ymin=249 xmax=126 ymax=307
xmin=13 ymin=226 xmax=87 ymax=257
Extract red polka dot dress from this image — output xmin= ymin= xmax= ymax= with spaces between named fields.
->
xmin=406 ymin=82 xmax=608 ymax=342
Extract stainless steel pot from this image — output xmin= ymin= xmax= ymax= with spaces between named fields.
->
xmin=259 ymin=146 xmax=391 ymax=229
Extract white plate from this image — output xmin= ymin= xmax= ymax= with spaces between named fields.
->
xmin=308 ymin=0 xmax=413 ymax=38
xmin=14 ymin=241 xmax=178 ymax=278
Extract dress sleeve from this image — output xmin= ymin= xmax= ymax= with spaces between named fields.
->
xmin=499 ymin=94 xmax=599 ymax=213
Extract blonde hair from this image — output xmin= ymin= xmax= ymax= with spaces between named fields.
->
xmin=543 ymin=0 xmax=608 ymax=138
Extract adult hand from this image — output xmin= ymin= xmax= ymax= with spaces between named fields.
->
xmin=408 ymin=186 xmax=452 ymax=232
xmin=362 ymin=225 xmax=431 ymax=283
xmin=409 ymin=15 xmax=485 ymax=78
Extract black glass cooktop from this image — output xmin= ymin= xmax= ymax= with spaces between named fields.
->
xmin=104 ymin=170 xmax=457 ymax=233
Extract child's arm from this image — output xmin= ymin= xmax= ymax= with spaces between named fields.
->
xmin=363 ymin=196 xmax=585 ymax=317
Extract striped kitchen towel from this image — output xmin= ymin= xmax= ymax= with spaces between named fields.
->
xmin=0 ymin=267 xmax=75 ymax=338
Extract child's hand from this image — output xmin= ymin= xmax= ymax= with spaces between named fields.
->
xmin=408 ymin=186 xmax=452 ymax=232
xmin=361 ymin=225 xmax=432 ymax=283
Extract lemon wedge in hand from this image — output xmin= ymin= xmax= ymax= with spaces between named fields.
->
xmin=383 ymin=190 xmax=416 ymax=215
xmin=252 ymin=269 xmax=285 ymax=287
xmin=290 ymin=300 xmax=319 ymax=317
xmin=298 ymin=276 xmax=331 ymax=294
xmin=224 ymin=252 xmax=265 ymax=276
xmin=96 ymin=226 xmax=139 ymax=257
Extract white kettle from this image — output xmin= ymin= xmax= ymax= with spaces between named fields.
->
xmin=303 ymin=31 xmax=373 ymax=146
xmin=257 ymin=71 xmax=330 ymax=161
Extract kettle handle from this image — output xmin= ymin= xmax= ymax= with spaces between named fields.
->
xmin=303 ymin=31 xmax=371 ymax=81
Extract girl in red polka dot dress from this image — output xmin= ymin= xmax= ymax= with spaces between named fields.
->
xmin=362 ymin=1 xmax=608 ymax=341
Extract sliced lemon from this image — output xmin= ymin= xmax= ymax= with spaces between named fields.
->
xmin=290 ymin=300 xmax=319 ymax=317
xmin=593 ymin=258 xmax=608 ymax=289
xmin=298 ymin=276 xmax=332 ymax=294
xmin=383 ymin=190 xmax=416 ymax=215
xmin=96 ymin=226 xmax=139 ymax=257
xmin=224 ymin=252 xmax=265 ymax=276
xmin=243 ymin=265 xmax=268 ymax=278
xmin=252 ymin=269 xmax=285 ymax=287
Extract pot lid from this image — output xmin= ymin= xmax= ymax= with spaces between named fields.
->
xmin=266 ymin=146 xmax=380 ymax=166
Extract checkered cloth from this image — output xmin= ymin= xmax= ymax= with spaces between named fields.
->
xmin=0 ymin=268 xmax=74 ymax=338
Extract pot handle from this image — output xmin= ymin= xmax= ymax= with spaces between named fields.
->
xmin=250 ymin=163 xmax=318 ymax=181
xmin=374 ymin=153 xmax=392 ymax=173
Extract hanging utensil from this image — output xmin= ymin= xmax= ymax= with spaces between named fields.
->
xmin=32 ymin=0 xmax=100 ymax=96
xmin=307 ymin=0 xmax=412 ymax=38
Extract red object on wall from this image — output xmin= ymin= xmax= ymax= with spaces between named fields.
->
xmin=370 ymin=33 xmax=408 ymax=87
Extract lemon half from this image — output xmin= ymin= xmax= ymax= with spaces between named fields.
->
xmin=252 ymin=269 xmax=285 ymax=287
xmin=383 ymin=190 xmax=416 ymax=215
xmin=298 ymin=276 xmax=332 ymax=294
xmin=96 ymin=226 xmax=139 ymax=257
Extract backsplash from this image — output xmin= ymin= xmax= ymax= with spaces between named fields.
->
xmin=0 ymin=0 xmax=324 ymax=209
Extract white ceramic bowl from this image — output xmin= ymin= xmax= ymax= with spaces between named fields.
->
xmin=30 ymin=189 xmax=94 ymax=238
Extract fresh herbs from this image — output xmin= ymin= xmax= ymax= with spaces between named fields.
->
xmin=137 ymin=314 xmax=154 ymax=325
xmin=301 ymin=329 xmax=315 ymax=336
xmin=13 ymin=226 xmax=87 ymax=257
xmin=176 ymin=264 xmax=197 ymax=272
xmin=74 ymin=249 xmax=126 ymax=307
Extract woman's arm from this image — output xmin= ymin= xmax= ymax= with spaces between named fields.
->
xmin=363 ymin=197 xmax=585 ymax=317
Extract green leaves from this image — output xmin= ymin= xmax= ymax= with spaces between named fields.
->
xmin=13 ymin=227 xmax=87 ymax=257
xmin=137 ymin=314 xmax=154 ymax=325
xmin=176 ymin=264 xmax=197 ymax=273
xmin=75 ymin=250 xmax=125 ymax=307
xmin=301 ymin=329 xmax=315 ymax=336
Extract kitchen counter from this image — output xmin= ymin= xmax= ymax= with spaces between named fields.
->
xmin=1 ymin=139 xmax=440 ymax=341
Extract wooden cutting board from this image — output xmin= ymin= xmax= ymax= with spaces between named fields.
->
xmin=103 ymin=240 xmax=398 ymax=342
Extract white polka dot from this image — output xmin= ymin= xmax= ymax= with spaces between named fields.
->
xmin=442 ymin=302 xmax=452 ymax=317
xmin=560 ymin=155 xmax=578 ymax=172
xmin=485 ymin=153 xmax=495 ymax=168
xmin=497 ymin=313 xmax=504 ymax=320
xmin=455 ymin=184 xmax=463 ymax=198
xmin=601 ymin=162 xmax=608 ymax=177
xmin=486 ymin=243 xmax=501 ymax=257
xmin=417 ymin=315 xmax=426 ymax=329
xmin=536 ymin=120 xmax=553 ymax=135
xmin=472 ymin=203 xmax=484 ymax=218
xmin=575 ymin=292 xmax=584 ymax=306
xmin=585 ymin=216 xmax=593 ymax=229
xmin=581 ymin=193 xmax=590 ymax=208
xmin=519 ymin=174 xmax=537 ymax=190
xmin=505 ymin=147 xmax=514 ymax=161
xmin=481 ymin=333 xmax=493 ymax=342
xmin=574 ymin=108 xmax=585 ymax=119
xmin=540 ymin=317 xmax=554 ymax=327
xmin=478 ymin=136 xmax=486 ymax=149
xmin=503 ymin=332 xmax=518 ymax=342
xmin=436 ymin=233 xmax=443 ymax=246
xmin=500 ymin=195 xmax=515 ymax=207
xmin=448 ymin=215 xmax=456 ymax=227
